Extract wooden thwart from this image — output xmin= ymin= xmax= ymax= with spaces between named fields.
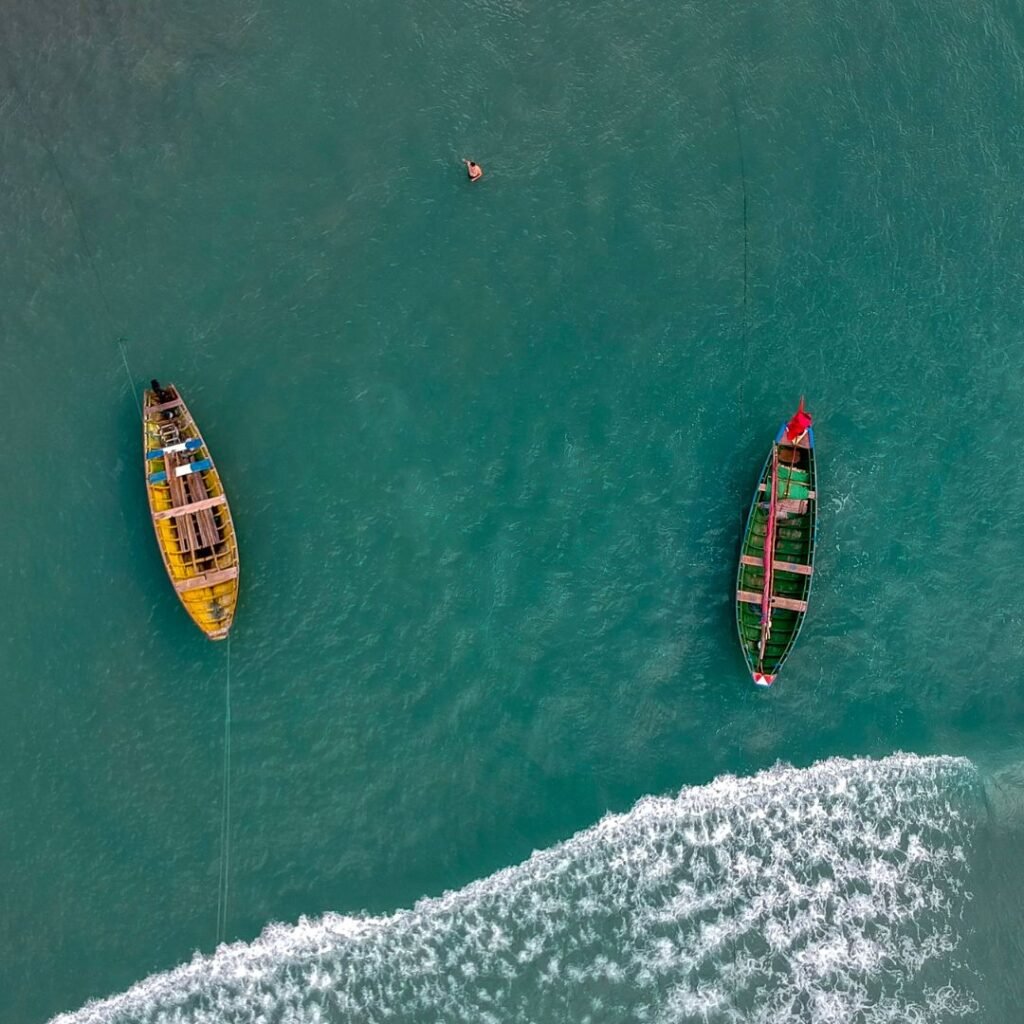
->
xmin=153 ymin=494 xmax=227 ymax=521
xmin=777 ymin=498 xmax=808 ymax=514
xmin=146 ymin=398 xmax=184 ymax=417
xmin=175 ymin=566 xmax=238 ymax=593
xmin=736 ymin=589 xmax=809 ymax=613
xmin=740 ymin=554 xmax=813 ymax=576
xmin=759 ymin=483 xmax=816 ymax=499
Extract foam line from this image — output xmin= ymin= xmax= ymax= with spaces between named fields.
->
xmin=51 ymin=754 xmax=980 ymax=1024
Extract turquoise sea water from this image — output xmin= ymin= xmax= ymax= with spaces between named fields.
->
xmin=4 ymin=0 xmax=1024 ymax=1020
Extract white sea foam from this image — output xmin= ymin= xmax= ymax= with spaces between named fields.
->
xmin=51 ymin=754 xmax=979 ymax=1024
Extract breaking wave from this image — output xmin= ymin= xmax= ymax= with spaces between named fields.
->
xmin=52 ymin=754 xmax=980 ymax=1024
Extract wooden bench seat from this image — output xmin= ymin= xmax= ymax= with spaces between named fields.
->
xmin=759 ymin=483 xmax=816 ymax=499
xmin=153 ymin=494 xmax=227 ymax=521
xmin=145 ymin=398 xmax=184 ymax=418
xmin=777 ymin=498 xmax=809 ymax=515
xmin=175 ymin=566 xmax=238 ymax=593
xmin=740 ymin=554 xmax=813 ymax=576
xmin=736 ymin=589 xmax=809 ymax=613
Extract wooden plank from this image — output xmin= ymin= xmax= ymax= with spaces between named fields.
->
xmin=145 ymin=398 xmax=183 ymax=417
xmin=775 ymin=559 xmax=813 ymax=576
xmin=181 ymin=473 xmax=216 ymax=550
xmin=174 ymin=566 xmax=238 ymax=593
xmin=781 ymin=435 xmax=812 ymax=450
xmin=759 ymin=483 xmax=816 ymax=498
xmin=164 ymin=453 xmax=199 ymax=554
xmin=740 ymin=554 xmax=813 ymax=576
xmin=165 ymin=453 xmax=186 ymax=505
xmin=176 ymin=520 xmax=196 ymax=553
xmin=153 ymin=494 xmax=227 ymax=521
xmin=736 ymin=589 xmax=809 ymax=613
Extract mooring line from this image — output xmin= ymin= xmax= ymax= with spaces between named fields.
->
xmin=216 ymin=635 xmax=233 ymax=945
xmin=9 ymin=55 xmax=237 ymax=946
xmin=729 ymin=91 xmax=750 ymax=349
xmin=118 ymin=337 xmax=143 ymax=418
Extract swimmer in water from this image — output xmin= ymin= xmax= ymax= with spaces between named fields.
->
xmin=464 ymin=159 xmax=483 ymax=182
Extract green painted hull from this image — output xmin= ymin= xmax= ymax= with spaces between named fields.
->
xmin=735 ymin=427 xmax=817 ymax=685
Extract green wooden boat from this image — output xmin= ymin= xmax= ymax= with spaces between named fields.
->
xmin=735 ymin=401 xmax=817 ymax=686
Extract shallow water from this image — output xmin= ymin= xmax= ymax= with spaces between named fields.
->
xmin=2 ymin=0 xmax=1024 ymax=1020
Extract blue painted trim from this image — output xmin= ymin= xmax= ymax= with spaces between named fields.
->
xmin=146 ymin=438 xmax=203 ymax=460
xmin=775 ymin=422 xmax=815 ymax=448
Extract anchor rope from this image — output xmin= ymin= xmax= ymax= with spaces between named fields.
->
xmin=9 ymin=58 xmax=236 ymax=949
xmin=118 ymin=338 xmax=143 ymax=418
xmin=216 ymin=634 xmax=232 ymax=945
xmin=729 ymin=90 xmax=749 ymax=350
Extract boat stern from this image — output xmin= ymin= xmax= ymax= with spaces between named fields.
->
xmin=752 ymin=672 xmax=776 ymax=687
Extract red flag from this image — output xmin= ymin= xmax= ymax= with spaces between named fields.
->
xmin=784 ymin=398 xmax=813 ymax=442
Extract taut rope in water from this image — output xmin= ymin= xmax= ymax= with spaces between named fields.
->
xmin=216 ymin=635 xmax=233 ymax=945
xmin=10 ymin=59 xmax=237 ymax=950
xmin=118 ymin=337 xmax=143 ymax=418
xmin=729 ymin=91 xmax=749 ymax=348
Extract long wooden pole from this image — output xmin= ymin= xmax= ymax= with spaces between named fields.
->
xmin=758 ymin=444 xmax=779 ymax=665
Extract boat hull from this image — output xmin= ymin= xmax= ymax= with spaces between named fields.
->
xmin=143 ymin=385 xmax=239 ymax=640
xmin=735 ymin=421 xmax=816 ymax=685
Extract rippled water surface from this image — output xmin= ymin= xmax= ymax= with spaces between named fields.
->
xmin=3 ymin=0 xmax=1024 ymax=1020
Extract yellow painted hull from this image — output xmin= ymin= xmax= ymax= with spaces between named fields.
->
xmin=143 ymin=385 xmax=239 ymax=640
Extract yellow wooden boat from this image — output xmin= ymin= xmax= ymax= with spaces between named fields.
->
xmin=143 ymin=381 xmax=239 ymax=640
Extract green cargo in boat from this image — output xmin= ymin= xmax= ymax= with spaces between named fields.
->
xmin=735 ymin=401 xmax=817 ymax=686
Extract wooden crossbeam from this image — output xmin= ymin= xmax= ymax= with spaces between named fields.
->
xmin=777 ymin=498 xmax=808 ymax=514
xmin=759 ymin=483 xmax=816 ymax=499
xmin=153 ymin=494 xmax=227 ymax=521
xmin=146 ymin=398 xmax=184 ymax=417
xmin=782 ymin=435 xmax=812 ymax=450
xmin=175 ymin=566 xmax=238 ymax=593
xmin=740 ymin=554 xmax=814 ymax=576
xmin=736 ymin=589 xmax=808 ymax=613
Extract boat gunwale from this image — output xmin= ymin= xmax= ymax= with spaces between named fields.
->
xmin=142 ymin=384 xmax=240 ymax=640
xmin=734 ymin=421 xmax=817 ymax=682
